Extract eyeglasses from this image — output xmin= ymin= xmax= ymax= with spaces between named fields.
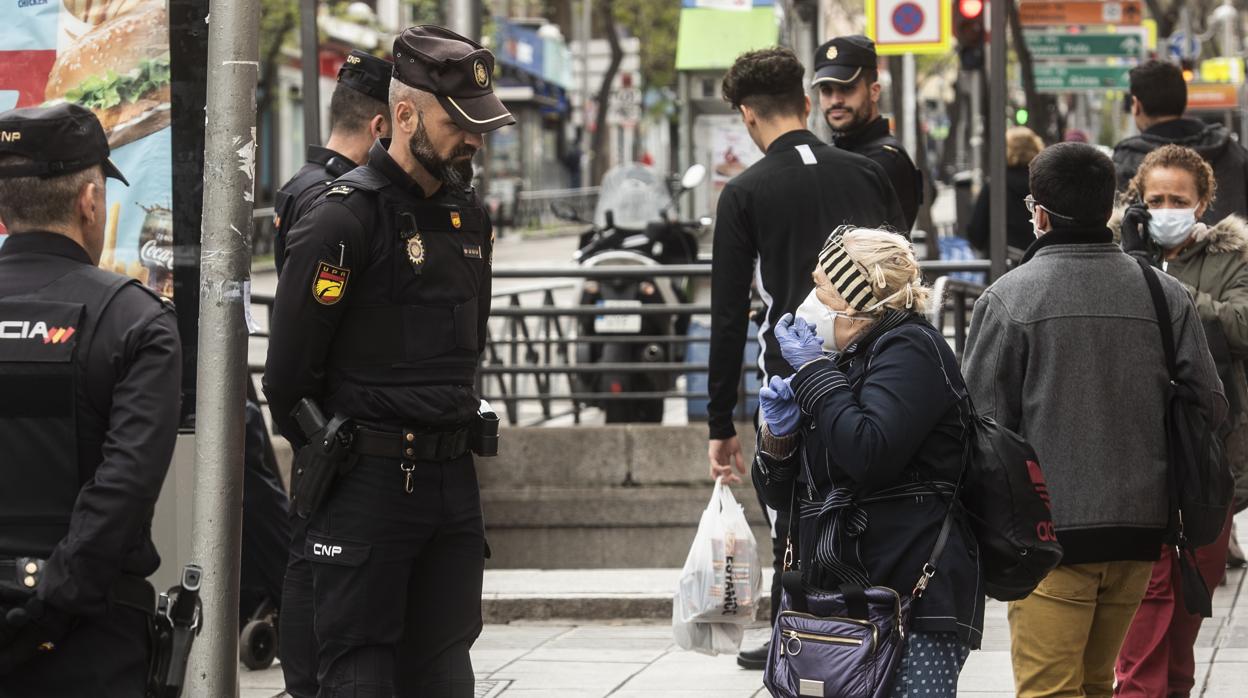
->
xmin=1023 ymin=195 xmax=1076 ymax=221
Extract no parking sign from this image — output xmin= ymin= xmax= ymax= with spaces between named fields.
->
xmin=865 ymin=0 xmax=952 ymax=55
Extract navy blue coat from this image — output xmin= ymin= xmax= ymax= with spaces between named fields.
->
xmin=753 ymin=312 xmax=985 ymax=647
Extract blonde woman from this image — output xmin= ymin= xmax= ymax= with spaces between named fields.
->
xmin=754 ymin=227 xmax=984 ymax=697
xmin=967 ymin=126 xmax=1046 ymax=254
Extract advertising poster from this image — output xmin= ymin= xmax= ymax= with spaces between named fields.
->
xmin=0 ymin=0 xmax=174 ymax=298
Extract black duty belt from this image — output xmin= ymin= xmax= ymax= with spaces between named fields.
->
xmin=352 ymin=425 xmax=471 ymax=462
xmin=0 ymin=556 xmax=155 ymax=615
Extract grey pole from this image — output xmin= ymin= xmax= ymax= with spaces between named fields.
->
xmin=988 ymin=0 xmax=1007 ymax=280
xmin=186 ymin=0 xmax=260 ymax=691
xmin=299 ymin=0 xmax=321 ymax=146
xmin=446 ymin=0 xmax=481 ymax=40
xmin=580 ymin=0 xmax=593 ymax=181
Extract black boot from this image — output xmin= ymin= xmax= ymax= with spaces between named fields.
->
xmin=737 ymin=640 xmax=770 ymax=670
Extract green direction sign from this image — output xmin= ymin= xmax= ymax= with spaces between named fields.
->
xmin=1034 ymin=64 xmax=1131 ymax=92
xmin=1024 ymin=31 xmax=1145 ymax=58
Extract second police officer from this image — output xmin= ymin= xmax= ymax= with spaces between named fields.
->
xmin=272 ymin=50 xmax=394 ymax=274
xmin=814 ymin=34 xmax=922 ymax=232
xmin=263 ymin=25 xmax=512 ymax=696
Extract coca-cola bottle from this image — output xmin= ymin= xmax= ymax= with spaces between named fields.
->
xmin=138 ymin=203 xmax=174 ymax=298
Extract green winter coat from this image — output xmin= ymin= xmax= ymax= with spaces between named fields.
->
xmin=1121 ymin=214 xmax=1248 ymax=508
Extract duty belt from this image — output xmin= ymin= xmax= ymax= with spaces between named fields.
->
xmin=0 ymin=556 xmax=155 ymax=614
xmin=352 ymin=425 xmax=471 ymax=462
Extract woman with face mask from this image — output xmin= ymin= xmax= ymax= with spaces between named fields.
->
xmin=1114 ymin=144 xmax=1248 ymax=697
xmin=752 ymin=226 xmax=985 ymax=698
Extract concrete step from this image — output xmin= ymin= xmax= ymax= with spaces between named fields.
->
xmin=481 ymin=568 xmax=774 ymax=623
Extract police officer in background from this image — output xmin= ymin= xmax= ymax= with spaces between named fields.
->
xmin=814 ymin=35 xmax=922 ymax=232
xmin=0 ymin=104 xmax=181 ymax=695
xmin=264 ymin=25 xmax=512 ymax=696
xmin=273 ymin=49 xmax=393 ymax=273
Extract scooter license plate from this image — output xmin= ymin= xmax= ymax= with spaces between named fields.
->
xmin=594 ymin=300 xmax=643 ymax=334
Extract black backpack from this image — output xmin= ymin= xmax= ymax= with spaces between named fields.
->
xmin=958 ymin=403 xmax=1064 ymax=601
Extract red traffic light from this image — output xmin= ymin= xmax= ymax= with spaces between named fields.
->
xmin=959 ymin=0 xmax=984 ymax=19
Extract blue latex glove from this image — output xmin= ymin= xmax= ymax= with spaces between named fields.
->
xmin=774 ymin=313 xmax=824 ymax=370
xmin=759 ymin=375 xmax=801 ymax=436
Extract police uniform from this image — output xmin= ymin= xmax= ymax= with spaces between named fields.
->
xmin=263 ymin=25 xmax=513 ymax=697
xmin=0 ymin=104 xmax=181 ymax=696
xmin=814 ymin=35 xmax=923 ymax=232
xmin=272 ymin=50 xmax=393 ymax=274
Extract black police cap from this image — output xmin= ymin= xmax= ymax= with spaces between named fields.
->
xmin=392 ymin=25 xmax=515 ymax=134
xmin=0 ymin=103 xmax=128 ymax=185
xmin=337 ymin=50 xmax=393 ymax=103
xmin=813 ymin=35 xmax=878 ymax=86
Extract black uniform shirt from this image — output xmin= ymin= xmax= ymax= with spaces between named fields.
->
xmin=264 ymin=140 xmax=492 ymax=445
xmin=832 ymin=116 xmax=921 ymax=232
xmin=0 ymin=232 xmax=181 ymax=616
xmin=272 ymin=145 xmax=357 ymax=274
xmin=707 ymin=129 xmax=906 ymax=439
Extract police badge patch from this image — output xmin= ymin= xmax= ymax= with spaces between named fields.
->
xmin=450 ymin=211 xmax=462 ymax=229
xmin=313 ymin=262 xmax=350 ymax=305
xmin=407 ymin=233 xmax=426 ymax=269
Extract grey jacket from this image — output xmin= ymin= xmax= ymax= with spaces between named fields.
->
xmin=963 ymin=230 xmax=1226 ymax=564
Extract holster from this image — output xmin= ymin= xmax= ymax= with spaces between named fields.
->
xmin=291 ymin=411 xmax=357 ymax=520
xmin=470 ymin=409 xmax=500 ymax=458
xmin=147 ymin=565 xmax=202 ymax=698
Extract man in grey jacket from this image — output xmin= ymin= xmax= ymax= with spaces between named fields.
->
xmin=963 ymin=143 xmax=1225 ymax=698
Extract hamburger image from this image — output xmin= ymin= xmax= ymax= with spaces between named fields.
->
xmin=44 ymin=2 xmax=171 ymax=149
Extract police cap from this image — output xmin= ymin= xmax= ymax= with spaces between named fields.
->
xmin=391 ymin=25 xmax=516 ymax=134
xmin=0 ymin=103 xmax=128 ymax=185
xmin=813 ymin=35 xmax=878 ymax=86
xmin=337 ymin=49 xmax=393 ymax=103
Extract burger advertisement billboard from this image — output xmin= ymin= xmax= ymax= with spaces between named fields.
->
xmin=1 ymin=0 xmax=174 ymax=298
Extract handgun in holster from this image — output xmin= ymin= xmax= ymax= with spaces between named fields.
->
xmin=290 ymin=398 xmax=356 ymax=519
xmin=469 ymin=400 xmax=500 ymax=457
xmin=147 ymin=564 xmax=202 ymax=698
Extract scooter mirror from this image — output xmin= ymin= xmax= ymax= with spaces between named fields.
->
xmin=680 ymin=164 xmax=706 ymax=190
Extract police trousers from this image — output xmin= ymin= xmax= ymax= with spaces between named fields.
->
xmin=0 ymin=603 xmax=150 ymax=698
xmin=306 ymin=452 xmax=486 ymax=698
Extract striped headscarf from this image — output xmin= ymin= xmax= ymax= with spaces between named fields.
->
xmin=817 ymin=225 xmax=875 ymax=311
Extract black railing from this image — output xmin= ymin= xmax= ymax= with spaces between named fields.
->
xmin=248 ymin=260 xmax=990 ymax=426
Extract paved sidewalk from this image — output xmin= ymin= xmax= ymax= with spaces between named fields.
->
xmin=242 ymin=564 xmax=1248 ymax=697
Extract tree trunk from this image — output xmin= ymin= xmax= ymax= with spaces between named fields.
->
xmin=1007 ymin=0 xmax=1060 ymax=143
xmin=1143 ymin=0 xmax=1181 ymax=38
xmin=256 ymin=13 xmax=296 ymax=129
xmin=591 ymin=0 xmax=623 ymax=184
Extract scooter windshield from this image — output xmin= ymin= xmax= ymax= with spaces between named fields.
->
xmin=594 ymin=164 xmax=673 ymax=231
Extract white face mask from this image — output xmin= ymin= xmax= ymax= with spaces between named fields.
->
xmin=1147 ymin=208 xmax=1197 ymax=249
xmin=794 ymin=289 xmax=858 ymax=353
xmin=1031 ymin=216 xmax=1044 ymax=239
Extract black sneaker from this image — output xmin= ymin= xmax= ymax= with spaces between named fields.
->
xmin=737 ymin=641 xmax=770 ymax=670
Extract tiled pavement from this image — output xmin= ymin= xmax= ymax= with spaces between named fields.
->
xmin=242 ymin=565 xmax=1248 ymax=697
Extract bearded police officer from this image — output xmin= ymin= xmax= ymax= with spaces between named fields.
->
xmin=273 ymin=49 xmax=394 ymax=274
xmin=0 ymin=104 xmax=181 ymax=695
xmin=814 ymin=35 xmax=922 ymax=232
xmin=264 ymin=25 xmax=511 ymax=696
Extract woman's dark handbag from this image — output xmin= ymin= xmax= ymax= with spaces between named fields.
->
xmin=1136 ymin=257 xmax=1234 ymax=616
xmin=762 ymin=486 xmax=957 ymax=698
xmin=958 ymin=405 xmax=1064 ymax=601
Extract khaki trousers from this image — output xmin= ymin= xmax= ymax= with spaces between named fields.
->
xmin=1008 ymin=561 xmax=1155 ymax=698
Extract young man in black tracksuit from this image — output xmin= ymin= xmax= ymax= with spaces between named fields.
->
xmin=704 ymin=46 xmax=906 ymax=669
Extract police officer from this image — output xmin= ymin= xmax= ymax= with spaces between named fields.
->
xmin=814 ymin=35 xmax=923 ymax=232
xmin=273 ymin=49 xmax=394 ymax=274
xmin=0 ymin=104 xmax=181 ymax=695
xmin=264 ymin=25 xmax=512 ymax=696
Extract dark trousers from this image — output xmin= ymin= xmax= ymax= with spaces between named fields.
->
xmin=280 ymin=519 xmax=318 ymax=698
xmin=756 ymin=488 xmax=790 ymax=625
xmin=305 ymin=452 xmax=486 ymax=697
xmin=0 ymin=603 xmax=150 ymax=698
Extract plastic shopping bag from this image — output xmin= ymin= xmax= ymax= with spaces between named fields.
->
xmin=672 ymin=478 xmax=762 ymax=654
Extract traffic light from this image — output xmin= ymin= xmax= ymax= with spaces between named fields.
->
xmin=955 ymin=0 xmax=986 ymax=70
xmin=1014 ymin=107 xmax=1030 ymax=125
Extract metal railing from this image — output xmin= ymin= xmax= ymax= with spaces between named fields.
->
xmin=511 ymin=186 xmax=599 ymax=232
xmin=248 ymin=260 xmax=991 ymax=427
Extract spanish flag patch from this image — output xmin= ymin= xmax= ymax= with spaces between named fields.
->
xmin=313 ymin=261 xmax=350 ymax=305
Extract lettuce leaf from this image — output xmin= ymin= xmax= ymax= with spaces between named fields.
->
xmin=64 ymin=56 xmax=171 ymax=111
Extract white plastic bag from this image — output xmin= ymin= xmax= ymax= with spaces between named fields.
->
xmin=672 ymin=478 xmax=762 ymax=654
